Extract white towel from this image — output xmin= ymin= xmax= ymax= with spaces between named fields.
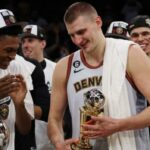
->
xmin=102 ymin=38 xmax=136 ymax=150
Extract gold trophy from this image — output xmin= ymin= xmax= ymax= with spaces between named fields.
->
xmin=0 ymin=120 xmax=9 ymax=150
xmin=0 ymin=102 xmax=10 ymax=150
xmin=71 ymin=89 xmax=105 ymax=150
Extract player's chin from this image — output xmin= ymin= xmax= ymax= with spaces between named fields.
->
xmin=0 ymin=63 xmax=10 ymax=69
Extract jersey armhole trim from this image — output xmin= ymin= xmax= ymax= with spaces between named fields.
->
xmin=66 ymin=53 xmax=74 ymax=86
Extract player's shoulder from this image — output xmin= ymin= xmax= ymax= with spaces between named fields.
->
xmin=56 ymin=55 xmax=70 ymax=67
xmin=128 ymin=42 xmax=144 ymax=56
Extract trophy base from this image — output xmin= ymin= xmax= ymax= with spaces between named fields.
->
xmin=77 ymin=145 xmax=92 ymax=150
xmin=71 ymin=143 xmax=92 ymax=150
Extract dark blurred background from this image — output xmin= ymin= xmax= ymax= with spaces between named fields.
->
xmin=0 ymin=0 xmax=149 ymax=61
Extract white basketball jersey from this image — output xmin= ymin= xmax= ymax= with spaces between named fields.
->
xmin=67 ymin=49 xmax=150 ymax=150
xmin=67 ymin=50 xmax=103 ymax=138
xmin=43 ymin=58 xmax=56 ymax=93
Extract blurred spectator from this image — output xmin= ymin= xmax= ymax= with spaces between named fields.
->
xmin=29 ymin=10 xmax=48 ymax=29
xmin=15 ymin=0 xmax=31 ymax=21
xmin=121 ymin=0 xmax=143 ymax=22
xmin=105 ymin=21 xmax=130 ymax=40
xmin=45 ymin=21 xmax=70 ymax=62
xmin=101 ymin=2 xmax=116 ymax=33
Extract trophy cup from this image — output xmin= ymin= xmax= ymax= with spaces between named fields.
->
xmin=0 ymin=103 xmax=10 ymax=150
xmin=71 ymin=89 xmax=105 ymax=150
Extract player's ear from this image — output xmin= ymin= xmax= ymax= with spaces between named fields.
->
xmin=96 ymin=16 xmax=102 ymax=28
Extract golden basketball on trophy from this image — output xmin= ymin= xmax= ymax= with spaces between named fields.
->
xmin=71 ymin=89 xmax=105 ymax=150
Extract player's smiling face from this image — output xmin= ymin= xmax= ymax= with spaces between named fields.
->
xmin=21 ymin=37 xmax=44 ymax=60
xmin=0 ymin=35 xmax=19 ymax=69
xmin=66 ymin=15 xmax=102 ymax=53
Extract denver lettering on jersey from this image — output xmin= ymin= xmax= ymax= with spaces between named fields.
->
xmin=74 ymin=76 xmax=102 ymax=92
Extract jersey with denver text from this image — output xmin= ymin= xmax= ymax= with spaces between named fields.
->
xmin=67 ymin=49 xmax=150 ymax=150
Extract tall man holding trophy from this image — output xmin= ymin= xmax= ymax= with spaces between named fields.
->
xmin=48 ymin=2 xmax=150 ymax=150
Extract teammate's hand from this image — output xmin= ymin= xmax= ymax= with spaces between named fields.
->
xmin=55 ymin=138 xmax=79 ymax=150
xmin=9 ymin=74 xmax=27 ymax=105
xmin=0 ymin=74 xmax=21 ymax=99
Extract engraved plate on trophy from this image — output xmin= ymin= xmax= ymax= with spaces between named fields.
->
xmin=71 ymin=89 xmax=105 ymax=150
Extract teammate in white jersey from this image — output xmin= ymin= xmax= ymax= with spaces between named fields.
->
xmin=0 ymin=9 xmax=34 ymax=150
xmin=128 ymin=14 xmax=150 ymax=136
xmin=48 ymin=2 xmax=150 ymax=150
xmin=20 ymin=24 xmax=56 ymax=149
